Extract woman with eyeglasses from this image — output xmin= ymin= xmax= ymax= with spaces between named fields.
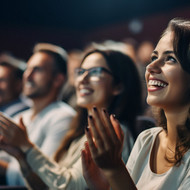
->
xmin=82 ymin=18 xmax=190 ymax=190
xmin=0 ymin=49 xmax=142 ymax=189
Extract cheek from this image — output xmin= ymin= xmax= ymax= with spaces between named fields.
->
xmin=0 ymin=82 xmax=10 ymax=91
xmin=74 ymin=78 xmax=79 ymax=89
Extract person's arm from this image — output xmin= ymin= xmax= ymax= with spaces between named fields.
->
xmin=0 ymin=143 xmax=48 ymax=190
xmin=18 ymin=151 xmax=49 ymax=190
xmin=85 ymin=107 xmax=137 ymax=190
xmin=0 ymin=115 xmax=54 ymax=188
xmin=0 ymin=115 xmax=87 ymax=189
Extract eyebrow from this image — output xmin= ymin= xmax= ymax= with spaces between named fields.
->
xmin=152 ymin=50 xmax=174 ymax=55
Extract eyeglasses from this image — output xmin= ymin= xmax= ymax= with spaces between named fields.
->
xmin=75 ymin=67 xmax=113 ymax=81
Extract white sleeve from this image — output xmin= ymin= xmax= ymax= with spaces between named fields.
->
xmin=26 ymin=146 xmax=87 ymax=190
xmin=39 ymin=116 xmax=73 ymax=156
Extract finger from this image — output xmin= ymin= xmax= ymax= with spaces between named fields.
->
xmin=91 ymin=108 xmax=112 ymax=150
xmin=85 ymin=141 xmax=94 ymax=164
xmin=81 ymin=146 xmax=91 ymax=179
xmin=85 ymin=125 xmax=99 ymax=158
xmin=88 ymin=115 xmax=105 ymax=152
xmin=81 ymin=148 xmax=88 ymax=171
xmin=0 ymin=114 xmax=18 ymax=129
xmin=19 ymin=117 xmax=26 ymax=132
xmin=0 ymin=115 xmax=19 ymax=139
xmin=110 ymin=114 xmax=124 ymax=144
xmin=93 ymin=109 xmax=117 ymax=150
xmin=0 ymin=119 xmax=9 ymax=130
xmin=100 ymin=109 xmax=119 ymax=144
xmin=84 ymin=141 xmax=91 ymax=158
xmin=92 ymin=107 xmax=108 ymax=136
xmin=0 ymin=135 xmax=4 ymax=144
xmin=0 ymin=121 xmax=11 ymax=137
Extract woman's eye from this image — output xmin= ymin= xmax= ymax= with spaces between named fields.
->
xmin=90 ymin=70 xmax=99 ymax=76
xmin=150 ymin=56 xmax=157 ymax=62
xmin=166 ymin=56 xmax=177 ymax=63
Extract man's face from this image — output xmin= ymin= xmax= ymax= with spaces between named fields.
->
xmin=0 ymin=65 xmax=21 ymax=106
xmin=23 ymin=52 xmax=56 ymax=99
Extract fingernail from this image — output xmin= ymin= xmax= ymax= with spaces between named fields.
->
xmin=112 ymin=114 xmax=116 ymax=119
xmin=102 ymin=108 xmax=106 ymax=113
xmin=88 ymin=115 xmax=93 ymax=120
xmin=85 ymin=126 xmax=89 ymax=132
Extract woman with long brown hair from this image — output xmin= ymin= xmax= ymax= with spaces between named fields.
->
xmin=0 ymin=48 xmax=142 ymax=189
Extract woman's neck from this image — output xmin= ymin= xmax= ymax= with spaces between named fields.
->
xmin=164 ymin=106 xmax=189 ymax=148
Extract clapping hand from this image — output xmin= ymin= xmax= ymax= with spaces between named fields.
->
xmin=0 ymin=113 xmax=33 ymax=153
xmin=85 ymin=107 xmax=124 ymax=171
xmin=82 ymin=141 xmax=110 ymax=190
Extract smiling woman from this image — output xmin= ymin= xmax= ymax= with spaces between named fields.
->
xmin=82 ymin=18 xmax=190 ymax=190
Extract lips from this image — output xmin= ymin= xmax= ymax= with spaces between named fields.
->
xmin=24 ymin=81 xmax=35 ymax=88
xmin=148 ymin=79 xmax=168 ymax=92
xmin=78 ymin=87 xmax=93 ymax=96
xmin=148 ymin=79 xmax=168 ymax=87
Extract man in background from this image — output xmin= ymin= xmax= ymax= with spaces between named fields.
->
xmin=0 ymin=53 xmax=30 ymax=117
xmin=0 ymin=43 xmax=75 ymax=186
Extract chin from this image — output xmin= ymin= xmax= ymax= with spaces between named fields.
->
xmin=147 ymin=97 xmax=159 ymax=106
xmin=77 ymin=101 xmax=90 ymax=109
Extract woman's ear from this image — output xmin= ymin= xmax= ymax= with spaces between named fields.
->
xmin=113 ymin=83 xmax=124 ymax=96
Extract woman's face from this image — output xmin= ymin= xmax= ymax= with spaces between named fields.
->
xmin=145 ymin=31 xmax=190 ymax=111
xmin=75 ymin=52 xmax=119 ymax=110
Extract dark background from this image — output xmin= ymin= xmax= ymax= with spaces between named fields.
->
xmin=0 ymin=0 xmax=190 ymax=60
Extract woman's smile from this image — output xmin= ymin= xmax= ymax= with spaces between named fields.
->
xmin=147 ymin=78 xmax=168 ymax=92
xmin=78 ymin=86 xmax=94 ymax=96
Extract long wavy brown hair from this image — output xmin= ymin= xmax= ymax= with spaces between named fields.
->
xmin=153 ymin=18 xmax=190 ymax=166
xmin=54 ymin=49 xmax=142 ymax=162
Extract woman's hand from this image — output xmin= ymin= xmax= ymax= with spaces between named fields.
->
xmin=85 ymin=107 xmax=137 ymax=190
xmin=0 ymin=114 xmax=33 ymax=153
xmin=85 ymin=107 xmax=124 ymax=170
xmin=81 ymin=141 xmax=110 ymax=190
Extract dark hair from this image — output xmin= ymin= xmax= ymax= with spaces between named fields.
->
xmin=0 ymin=61 xmax=23 ymax=80
xmin=155 ymin=18 xmax=190 ymax=165
xmin=37 ymin=50 xmax=67 ymax=76
xmin=82 ymin=49 xmax=142 ymax=131
xmin=54 ymin=49 xmax=142 ymax=162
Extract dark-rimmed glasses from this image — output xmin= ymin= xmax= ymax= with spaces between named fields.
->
xmin=75 ymin=67 xmax=113 ymax=81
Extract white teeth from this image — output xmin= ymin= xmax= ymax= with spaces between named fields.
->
xmin=25 ymin=82 xmax=34 ymax=88
xmin=148 ymin=80 xmax=167 ymax=87
xmin=79 ymin=89 xmax=91 ymax=94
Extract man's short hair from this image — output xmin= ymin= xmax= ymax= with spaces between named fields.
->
xmin=0 ymin=53 xmax=26 ymax=80
xmin=33 ymin=43 xmax=68 ymax=76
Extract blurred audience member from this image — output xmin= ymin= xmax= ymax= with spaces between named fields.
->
xmin=83 ymin=40 xmax=136 ymax=62
xmin=0 ymin=43 xmax=75 ymax=186
xmin=0 ymin=48 xmax=142 ymax=189
xmin=0 ymin=53 xmax=30 ymax=117
xmin=122 ymin=37 xmax=138 ymax=63
xmin=84 ymin=40 xmax=156 ymax=134
xmin=62 ymin=49 xmax=84 ymax=109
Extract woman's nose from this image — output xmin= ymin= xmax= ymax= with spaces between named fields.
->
xmin=77 ymin=71 xmax=90 ymax=83
xmin=146 ymin=60 xmax=162 ymax=74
